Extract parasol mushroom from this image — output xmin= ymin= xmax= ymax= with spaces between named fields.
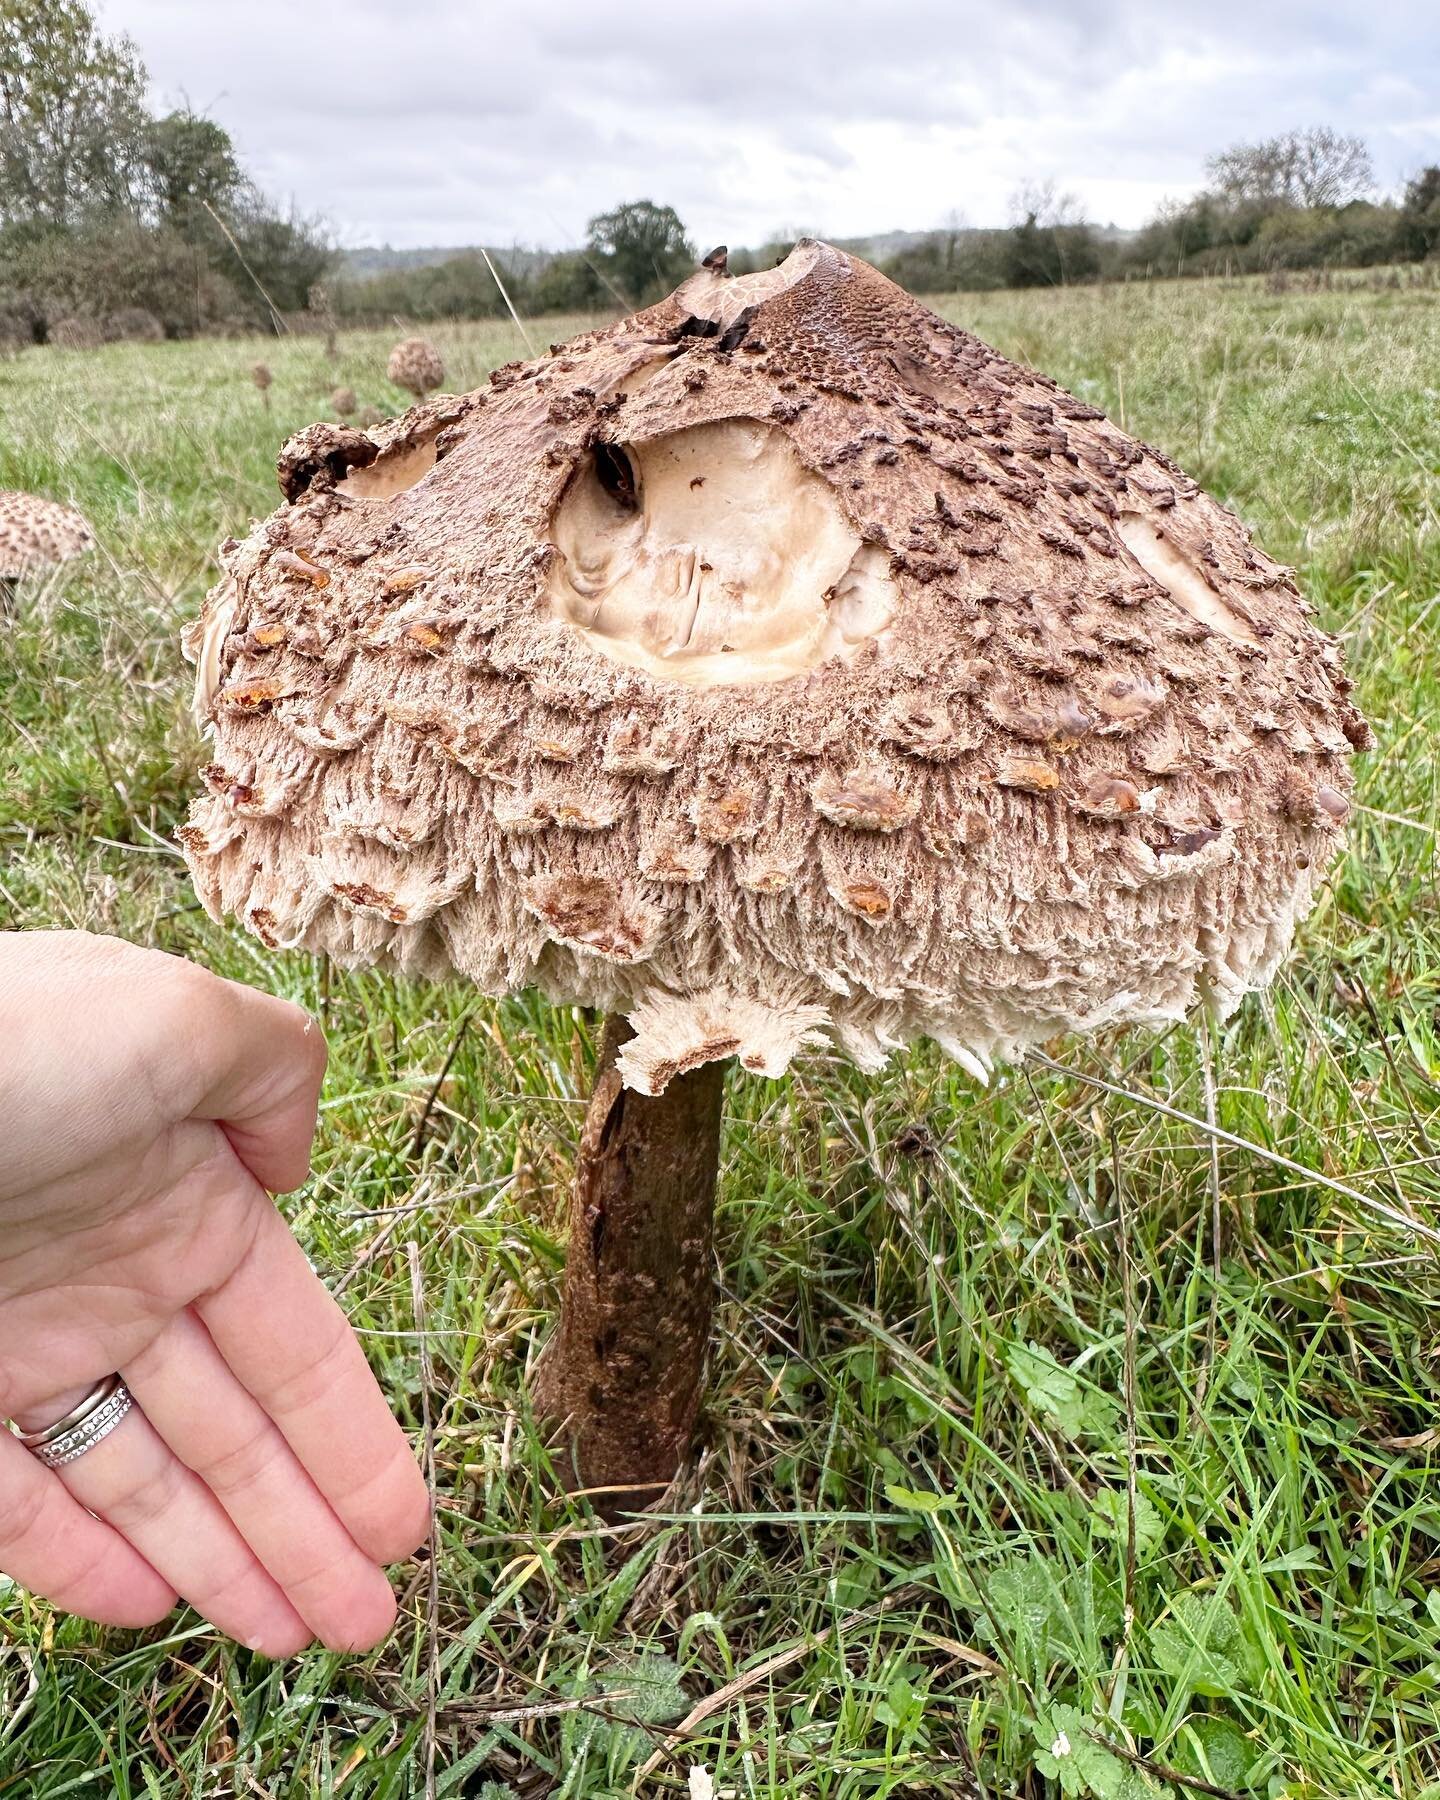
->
xmin=180 ymin=241 xmax=1370 ymax=1502
xmin=0 ymin=489 xmax=93 ymax=615
xmin=329 ymin=384 xmax=358 ymax=419
xmin=387 ymin=336 xmax=444 ymax=399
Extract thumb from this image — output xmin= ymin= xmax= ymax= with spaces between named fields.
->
xmin=185 ymin=977 xmax=329 ymax=1193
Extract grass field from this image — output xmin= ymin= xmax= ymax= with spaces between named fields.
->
xmin=1 ymin=274 xmax=1438 ymax=1799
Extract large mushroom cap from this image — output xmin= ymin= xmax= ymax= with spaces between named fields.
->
xmin=181 ymin=242 xmax=1370 ymax=1093
xmin=0 ymin=489 xmax=94 ymax=580
xmin=387 ymin=337 xmax=444 ymax=398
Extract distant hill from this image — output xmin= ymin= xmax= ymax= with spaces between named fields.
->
xmin=338 ymin=224 xmax=1140 ymax=286
xmin=338 ymin=231 xmax=978 ymax=282
xmin=830 ymin=229 xmax=958 ymax=261
xmin=340 ymin=244 xmax=556 ymax=279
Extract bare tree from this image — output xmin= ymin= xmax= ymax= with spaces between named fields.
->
xmin=1290 ymin=126 xmax=1375 ymax=206
xmin=1007 ymin=178 xmax=1084 ymax=230
xmin=1207 ymin=127 xmax=1374 ymax=210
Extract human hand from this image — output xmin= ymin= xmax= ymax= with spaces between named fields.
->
xmin=0 ymin=932 xmax=430 ymax=1655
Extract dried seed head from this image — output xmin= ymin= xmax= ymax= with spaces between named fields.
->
xmin=0 ymin=489 xmax=93 ymax=582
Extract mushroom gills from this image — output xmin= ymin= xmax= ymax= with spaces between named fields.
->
xmin=548 ymin=419 xmax=896 ymax=685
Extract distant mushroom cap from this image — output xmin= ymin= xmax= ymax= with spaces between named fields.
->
xmin=329 ymin=385 xmax=358 ymax=418
xmin=387 ymin=337 xmax=444 ymax=398
xmin=181 ymin=242 xmax=1371 ymax=1093
xmin=0 ymin=489 xmax=94 ymax=579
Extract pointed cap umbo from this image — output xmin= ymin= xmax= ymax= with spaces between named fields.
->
xmin=180 ymin=242 xmax=1370 ymax=1093
xmin=0 ymin=489 xmax=93 ymax=580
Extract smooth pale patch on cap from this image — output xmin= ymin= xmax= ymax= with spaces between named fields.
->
xmin=0 ymin=489 xmax=93 ymax=578
xmin=183 ymin=581 xmax=239 ymax=727
xmin=1114 ymin=510 xmax=1259 ymax=645
xmin=549 ymin=421 xmax=896 ymax=686
xmin=668 ymin=238 xmax=824 ymax=331
xmin=338 ymin=435 xmax=438 ymax=499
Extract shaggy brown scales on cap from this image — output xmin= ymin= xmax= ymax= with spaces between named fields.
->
xmin=0 ymin=490 xmax=93 ymax=612
xmin=182 ymin=240 xmax=1368 ymax=1095
xmin=181 ymin=241 xmax=1370 ymax=1494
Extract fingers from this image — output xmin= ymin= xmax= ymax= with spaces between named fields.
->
xmin=180 ymin=969 xmax=329 ymax=1194
xmin=199 ymin=1201 xmax=431 ymax=1565
xmin=126 ymin=1310 xmax=400 ymax=1651
xmin=0 ymin=1429 xmax=176 ymax=1631
xmin=0 ymin=934 xmax=326 ymax=1199
xmin=39 ymin=1403 xmax=314 ymax=1659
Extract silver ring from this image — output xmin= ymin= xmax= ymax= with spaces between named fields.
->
xmin=13 ymin=1375 xmax=135 ymax=1469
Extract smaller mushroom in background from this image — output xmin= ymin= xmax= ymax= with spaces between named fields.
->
xmin=356 ymin=403 xmax=384 ymax=428
xmin=387 ymin=336 xmax=444 ymax=398
xmin=329 ymin=384 xmax=358 ymax=419
xmin=251 ymin=361 xmax=272 ymax=410
xmin=0 ymin=490 xmax=93 ymax=616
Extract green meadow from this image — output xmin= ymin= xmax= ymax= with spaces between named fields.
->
xmin=1 ymin=273 xmax=1438 ymax=1797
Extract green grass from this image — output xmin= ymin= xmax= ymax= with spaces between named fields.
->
xmin=1 ymin=277 xmax=1438 ymax=1798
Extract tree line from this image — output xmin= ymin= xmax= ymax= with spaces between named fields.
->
xmin=883 ymin=136 xmax=1439 ymax=293
xmin=0 ymin=0 xmax=329 ymax=344
xmin=3 ymin=0 xmax=1437 ymax=347
xmin=330 ymin=132 xmax=1440 ymax=325
xmin=338 ymin=131 xmax=1439 ymax=327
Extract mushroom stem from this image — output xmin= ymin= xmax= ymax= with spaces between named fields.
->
xmin=0 ymin=576 xmax=15 ymax=618
xmin=536 ymin=1013 xmax=726 ymax=1510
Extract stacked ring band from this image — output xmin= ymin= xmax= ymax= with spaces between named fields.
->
xmin=14 ymin=1374 xmax=134 ymax=1469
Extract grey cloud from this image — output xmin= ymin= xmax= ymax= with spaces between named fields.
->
xmin=103 ymin=0 xmax=1440 ymax=248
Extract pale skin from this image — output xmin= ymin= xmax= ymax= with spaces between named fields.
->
xmin=0 ymin=932 xmax=431 ymax=1655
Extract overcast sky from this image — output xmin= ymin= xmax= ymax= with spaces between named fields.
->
xmin=102 ymin=1 xmax=1439 ymax=251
